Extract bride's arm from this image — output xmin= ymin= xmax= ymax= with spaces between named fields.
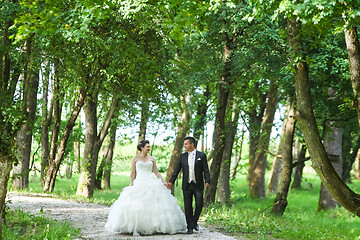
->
xmin=130 ymin=157 xmax=137 ymax=185
xmin=152 ymin=158 xmax=165 ymax=183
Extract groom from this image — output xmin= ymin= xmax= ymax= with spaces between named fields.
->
xmin=167 ymin=136 xmax=210 ymax=234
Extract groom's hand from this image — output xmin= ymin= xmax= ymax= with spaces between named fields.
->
xmin=167 ymin=182 xmax=173 ymax=189
xmin=205 ymin=183 xmax=210 ymax=189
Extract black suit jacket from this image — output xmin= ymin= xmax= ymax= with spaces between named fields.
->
xmin=169 ymin=150 xmax=210 ymax=191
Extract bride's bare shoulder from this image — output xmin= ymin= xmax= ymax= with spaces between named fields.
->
xmin=132 ymin=156 xmax=139 ymax=163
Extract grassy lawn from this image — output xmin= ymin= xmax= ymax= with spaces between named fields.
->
xmin=204 ymin=175 xmax=360 ymax=239
xmin=2 ymin=207 xmax=79 ymax=240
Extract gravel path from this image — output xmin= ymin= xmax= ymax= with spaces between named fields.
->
xmin=6 ymin=192 xmax=239 ymax=240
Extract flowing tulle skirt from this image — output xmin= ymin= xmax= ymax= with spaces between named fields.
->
xmin=105 ymin=173 xmax=187 ymax=236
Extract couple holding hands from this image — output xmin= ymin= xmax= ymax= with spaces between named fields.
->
xmin=105 ymin=136 xmax=210 ymax=236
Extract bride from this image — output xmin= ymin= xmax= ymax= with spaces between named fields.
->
xmin=105 ymin=140 xmax=187 ymax=236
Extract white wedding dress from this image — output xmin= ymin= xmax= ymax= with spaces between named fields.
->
xmin=105 ymin=160 xmax=187 ymax=236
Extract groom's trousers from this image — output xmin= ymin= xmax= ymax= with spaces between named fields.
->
xmin=183 ymin=181 xmax=203 ymax=230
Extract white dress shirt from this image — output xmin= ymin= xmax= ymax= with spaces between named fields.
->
xmin=188 ymin=150 xmax=196 ymax=183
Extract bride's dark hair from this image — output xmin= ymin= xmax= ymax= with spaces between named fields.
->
xmin=137 ymin=140 xmax=150 ymax=151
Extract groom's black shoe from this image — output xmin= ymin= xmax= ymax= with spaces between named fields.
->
xmin=186 ymin=229 xmax=193 ymax=234
xmin=193 ymin=225 xmax=199 ymax=231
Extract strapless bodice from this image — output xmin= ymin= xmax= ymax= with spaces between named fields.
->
xmin=136 ymin=161 xmax=153 ymax=177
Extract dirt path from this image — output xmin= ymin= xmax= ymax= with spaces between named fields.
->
xmin=6 ymin=192 xmax=239 ymax=240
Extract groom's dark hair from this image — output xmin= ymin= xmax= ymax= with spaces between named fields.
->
xmin=184 ymin=136 xmax=197 ymax=148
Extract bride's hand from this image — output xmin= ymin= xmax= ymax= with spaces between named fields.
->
xmin=163 ymin=182 xmax=168 ymax=188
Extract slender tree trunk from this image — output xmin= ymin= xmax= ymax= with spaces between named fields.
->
xmin=74 ymin=120 xmax=81 ymax=174
xmin=40 ymin=63 xmax=53 ymax=182
xmin=165 ymin=94 xmax=190 ymax=186
xmin=138 ymin=97 xmax=149 ymax=142
xmin=247 ymin=113 xmax=261 ymax=183
xmin=204 ymin=77 xmax=230 ymax=205
xmin=12 ymin=38 xmax=39 ymax=189
xmin=290 ymin=16 xmax=360 ymax=216
xmin=247 ymin=91 xmax=267 ymax=183
xmin=204 ymin=33 xmax=233 ymax=205
xmin=231 ymin=126 xmax=245 ymax=180
xmin=271 ymin=103 xmax=296 ymax=215
xmin=267 ymin=101 xmax=291 ymax=194
xmin=45 ymin=64 xmax=62 ymax=185
xmin=0 ymin=148 xmax=15 ymax=240
xmin=345 ymin=26 xmax=360 ymax=127
xmin=344 ymin=25 xmax=360 ymax=182
xmin=218 ymin=99 xmax=240 ymax=204
xmin=250 ymin=80 xmax=278 ymax=198
xmin=355 ymin=149 xmax=360 ymax=179
xmin=291 ymin=144 xmax=306 ymax=189
xmin=193 ymin=86 xmax=211 ymax=141
xmin=43 ymin=88 xmax=86 ymax=192
xmin=102 ymin=122 xmax=117 ymax=189
xmin=342 ymin=133 xmax=359 ymax=183
xmin=318 ymin=122 xmax=343 ymax=211
xmin=77 ymin=93 xmax=118 ymax=197
xmin=95 ymin=113 xmax=119 ymax=190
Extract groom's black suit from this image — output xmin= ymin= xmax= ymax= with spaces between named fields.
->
xmin=169 ymin=150 xmax=210 ymax=231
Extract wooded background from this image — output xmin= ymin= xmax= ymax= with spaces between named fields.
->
xmin=1 ymin=0 xmax=360 ymax=237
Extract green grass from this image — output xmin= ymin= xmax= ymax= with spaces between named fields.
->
xmin=8 ymin=171 xmax=360 ymax=239
xmin=204 ymin=176 xmax=360 ymax=239
xmin=2 ymin=206 xmax=79 ymax=240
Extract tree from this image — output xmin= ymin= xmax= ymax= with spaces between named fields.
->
xmin=271 ymin=102 xmax=296 ymax=215
xmin=288 ymin=13 xmax=360 ymax=216
xmin=43 ymin=87 xmax=86 ymax=192
xmin=217 ymin=96 xmax=240 ymax=204
xmin=76 ymin=89 xmax=119 ymax=197
xmin=12 ymin=37 xmax=39 ymax=189
xmin=249 ymin=80 xmax=278 ymax=198
xmin=267 ymin=100 xmax=290 ymax=194
xmin=291 ymin=143 xmax=306 ymax=189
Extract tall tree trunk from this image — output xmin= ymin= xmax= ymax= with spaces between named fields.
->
xmin=102 ymin=122 xmax=117 ymax=189
xmin=77 ymin=93 xmax=118 ymax=197
xmin=249 ymin=80 xmax=278 ymax=198
xmin=76 ymin=94 xmax=97 ymax=196
xmin=43 ymin=88 xmax=86 ymax=192
xmin=45 ymin=63 xmax=63 ymax=185
xmin=193 ymin=85 xmax=211 ymax=141
xmin=40 ymin=63 xmax=53 ymax=182
xmin=342 ymin=133 xmax=359 ymax=183
xmin=0 ymin=147 xmax=16 ymax=240
xmin=291 ymin=144 xmax=306 ymax=189
xmin=345 ymin=26 xmax=360 ymax=127
xmin=165 ymin=94 xmax=190 ymax=187
xmin=12 ymin=38 xmax=39 ymax=190
xmin=355 ymin=149 xmax=360 ymax=179
xmin=204 ymin=33 xmax=233 ymax=205
xmin=290 ymin=16 xmax=360 ymax=216
xmin=218 ymin=98 xmax=240 ymax=204
xmin=231 ymin=126 xmax=245 ymax=180
xmin=138 ymin=96 xmax=149 ymax=144
xmin=267 ymin=100 xmax=291 ymax=194
xmin=95 ymin=112 xmax=119 ymax=190
xmin=74 ymin=120 xmax=82 ymax=174
xmin=318 ymin=122 xmax=343 ymax=211
xmin=344 ymin=25 xmax=360 ymax=181
xmin=246 ymin=91 xmax=267 ymax=183
xmin=0 ymin=18 xmax=17 ymax=240
xmin=271 ymin=103 xmax=296 ymax=215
